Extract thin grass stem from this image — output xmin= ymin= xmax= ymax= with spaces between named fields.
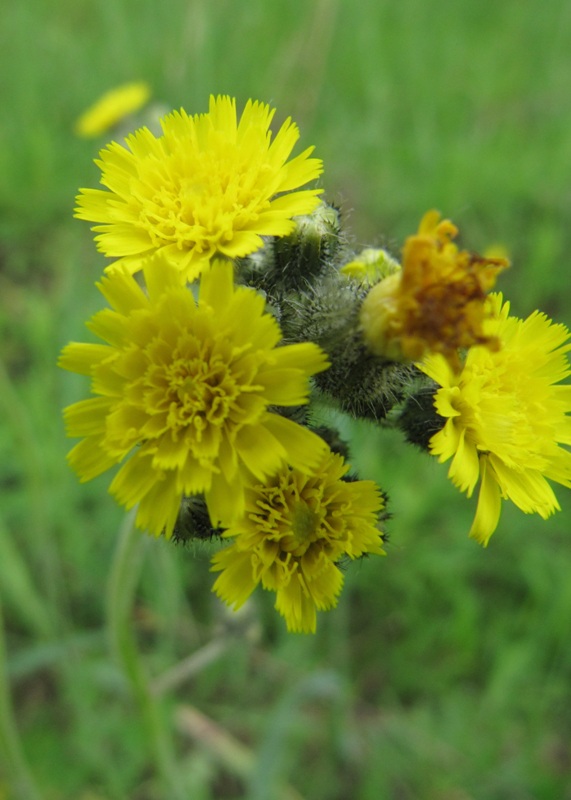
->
xmin=106 ymin=509 xmax=187 ymax=799
xmin=0 ymin=603 xmax=43 ymax=800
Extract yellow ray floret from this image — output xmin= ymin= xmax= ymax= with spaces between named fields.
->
xmin=58 ymin=257 xmax=329 ymax=536
xmin=74 ymin=81 xmax=151 ymax=138
xmin=75 ymin=95 xmax=324 ymax=281
xmin=211 ymin=449 xmax=385 ymax=633
xmin=420 ymin=293 xmax=571 ymax=545
xmin=360 ymin=210 xmax=508 ymax=368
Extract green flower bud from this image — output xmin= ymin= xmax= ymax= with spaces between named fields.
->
xmin=340 ymin=247 xmax=401 ymax=287
xmin=281 ymin=271 xmax=417 ymax=421
xmin=238 ymin=202 xmax=344 ymax=296
xmin=394 ymin=375 xmax=446 ymax=450
xmin=172 ymin=495 xmax=223 ymax=545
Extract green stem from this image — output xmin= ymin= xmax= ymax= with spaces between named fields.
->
xmin=106 ymin=510 xmax=186 ymax=799
xmin=0 ymin=603 xmax=43 ymax=800
xmin=0 ymin=361 xmax=61 ymax=630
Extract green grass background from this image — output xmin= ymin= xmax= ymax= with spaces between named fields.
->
xmin=2 ymin=0 xmax=571 ymax=797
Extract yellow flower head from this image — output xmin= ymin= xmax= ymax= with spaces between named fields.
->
xmin=211 ymin=449 xmax=385 ymax=633
xmin=421 ymin=293 xmax=571 ymax=545
xmin=340 ymin=247 xmax=401 ymax=287
xmin=58 ymin=258 xmax=329 ymax=536
xmin=74 ymin=81 xmax=151 ymax=138
xmin=75 ymin=95 xmax=324 ymax=282
xmin=360 ymin=210 xmax=509 ymax=368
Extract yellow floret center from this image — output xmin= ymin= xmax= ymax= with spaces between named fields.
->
xmin=290 ymin=501 xmax=322 ymax=545
xmin=101 ymin=301 xmax=266 ymax=466
xmin=136 ymin=154 xmax=269 ymax=253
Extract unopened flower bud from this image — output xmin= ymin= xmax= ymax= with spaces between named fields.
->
xmin=340 ymin=247 xmax=400 ymax=287
xmin=250 ymin=202 xmax=343 ymax=295
xmin=172 ymin=495 xmax=223 ymax=545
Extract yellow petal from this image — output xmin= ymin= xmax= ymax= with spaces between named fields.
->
xmin=262 ymin=414 xmax=327 ymax=472
xmin=468 ymin=459 xmax=502 ymax=546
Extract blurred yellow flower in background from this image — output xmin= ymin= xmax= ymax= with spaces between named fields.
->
xmin=76 ymin=95 xmax=324 ymax=282
xmin=421 ymin=293 xmax=571 ymax=545
xmin=74 ymin=81 xmax=151 ymax=138
xmin=59 ymin=257 xmax=329 ymax=536
xmin=211 ymin=449 xmax=385 ymax=633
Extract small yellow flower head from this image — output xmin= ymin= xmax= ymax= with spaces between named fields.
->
xmin=211 ymin=449 xmax=385 ymax=634
xmin=421 ymin=293 xmax=571 ymax=545
xmin=340 ymin=248 xmax=401 ymax=287
xmin=58 ymin=258 xmax=329 ymax=536
xmin=76 ymin=95 xmax=324 ymax=282
xmin=74 ymin=81 xmax=151 ymax=138
xmin=360 ymin=210 xmax=509 ymax=367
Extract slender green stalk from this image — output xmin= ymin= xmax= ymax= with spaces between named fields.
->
xmin=150 ymin=637 xmax=229 ymax=696
xmin=0 ymin=603 xmax=43 ymax=800
xmin=0 ymin=361 xmax=61 ymax=630
xmin=106 ymin=509 xmax=186 ymax=799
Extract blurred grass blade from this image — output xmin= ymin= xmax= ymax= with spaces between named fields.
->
xmin=249 ymin=670 xmax=341 ymax=800
xmin=0 ymin=518 xmax=53 ymax=639
xmin=175 ymin=704 xmax=304 ymax=800
xmin=106 ymin=509 xmax=187 ymax=800
xmin=6 ymin=631 xmax=103 ymax=680
xmin=0 ymin=603 xmax=43 ymax=800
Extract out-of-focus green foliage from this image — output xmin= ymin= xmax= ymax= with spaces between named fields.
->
xmin=1 ymin=1 xmax=570 ymax=797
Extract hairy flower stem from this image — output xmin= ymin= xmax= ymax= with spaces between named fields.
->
xmin=106 ymin=509 xmax=186 ymax=799
xmin=0 ymin=604 xmax=43 ymax=800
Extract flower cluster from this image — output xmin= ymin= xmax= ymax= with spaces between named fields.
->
xmin=62 ymin=95 xmax=386 ymax=632
xmin=61 ymin=93 xmax=570 ymax=633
